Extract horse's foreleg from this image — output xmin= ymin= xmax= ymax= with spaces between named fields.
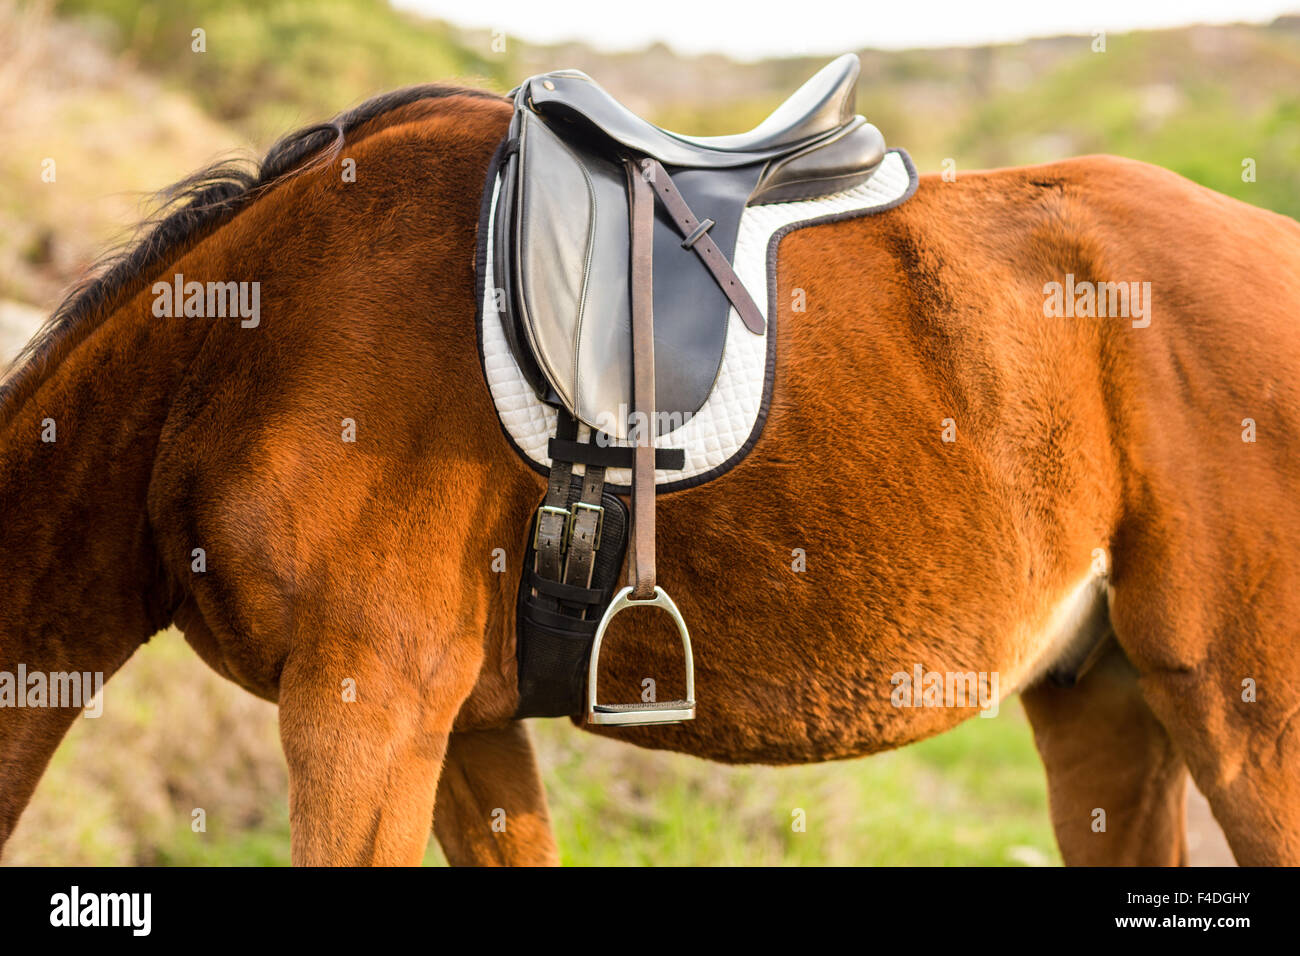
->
xmin=433 ymin=723 xmax=559 ymax=866
xmin=0 ymin=704 xmax=86 ymax=854
xmin=0 ymin=643 xmax=135 ymax=858
xmin=278 ymin=645 xmax=475 ymax=866
xmin=1021 ymin=642 xmax=1188 ymax=865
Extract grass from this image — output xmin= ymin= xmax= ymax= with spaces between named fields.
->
xmin=6 ymin=631 xmax=1058 ymax=866
xmin=532 ymin=712 xmax=1057 ymax=866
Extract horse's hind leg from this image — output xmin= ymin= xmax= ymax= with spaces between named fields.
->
xmin=1178 ymin=722 xmax=1300 ymax=866
xmin=1110 ymin=615 xmax=1300 ymax=865
xmin=1105 ymin=541 xmax=1300 ymax=864
xmin=433 ymin=723 xmax=559 ymax=866
xmin=1021 ymin=641 xmax=1189 ymax=865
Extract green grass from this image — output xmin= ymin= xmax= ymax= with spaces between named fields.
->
xmin=531 ymin=710 xmax=1057 ymax=866
xmin=6 ymin=633 xmax=1057 ymax=866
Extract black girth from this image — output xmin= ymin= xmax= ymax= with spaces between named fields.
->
xmin=514 ymin=413 xmax=685 ymax=718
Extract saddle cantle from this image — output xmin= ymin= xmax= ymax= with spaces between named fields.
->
xmin=489 ymin=55 xmax=890 ymax=724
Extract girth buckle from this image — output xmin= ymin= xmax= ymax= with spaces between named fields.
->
xmin=568 ymin=500 xmax=605 ymax=552
xmin=533 ymin=504 xmax=570 ymax=551
xmin=586 ymin=586 xmax=695 ymax=726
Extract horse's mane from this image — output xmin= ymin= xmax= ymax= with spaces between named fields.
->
xmin=0 ymin=83 xmax=505 ymax=417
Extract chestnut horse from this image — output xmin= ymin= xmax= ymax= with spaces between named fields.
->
xmin=2 ymin=85 xmax=1298 ymax=866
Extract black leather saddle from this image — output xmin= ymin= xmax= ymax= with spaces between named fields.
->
xmin=492 ymin=53 xmax=886 ymax=439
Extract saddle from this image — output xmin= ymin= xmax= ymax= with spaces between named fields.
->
xmin=492 ymin=55 xmax=887 ymax=726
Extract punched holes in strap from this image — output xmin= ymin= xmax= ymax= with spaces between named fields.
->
xmin=642 ymin=157 xmax=766 ymax=335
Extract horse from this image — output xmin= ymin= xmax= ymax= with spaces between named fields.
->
xmin=2 ymin=82 xmax=1298 ymax=866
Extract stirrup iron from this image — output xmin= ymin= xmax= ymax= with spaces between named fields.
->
xmin=586 ymin=586 xmax=695 ymax=726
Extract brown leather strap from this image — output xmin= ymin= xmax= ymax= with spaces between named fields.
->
xmin=643 ymin=158 xmax=766 ymax=335
xmin=534 ymin=449 xmax=575 ymax=591
xmin=626 ymin=158 xmax=657 ymax=599
xmin=561 ymin=463 xmax=607 ymax=603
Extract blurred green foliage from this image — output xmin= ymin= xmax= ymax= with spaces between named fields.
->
xmin=936 ymin=29 xmax=1300 ymax=217
xmin=53 ymin=0 xmax=1300 ymax=217
xmin=56 ymin=0 xmax=512 ymax=139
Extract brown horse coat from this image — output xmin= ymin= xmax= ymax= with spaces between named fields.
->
xmin=2 ymin=89 xmax=1298 ymax=865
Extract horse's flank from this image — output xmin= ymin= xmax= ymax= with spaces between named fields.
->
xmin=2 ymin=85 xmax=1299 ymax=866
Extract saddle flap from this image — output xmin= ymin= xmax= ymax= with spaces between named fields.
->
xmin=513 ymin=113 xmax=601 ymax=413
xmin=508 ymin=113 xmax=751 ymax=441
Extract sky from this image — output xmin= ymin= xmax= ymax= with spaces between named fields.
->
xmin=393 ymin=0 xmax=1299 ymax=59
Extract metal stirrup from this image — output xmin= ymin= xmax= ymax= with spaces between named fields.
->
xmin=587 ymin=586 xmax=695 ymax=725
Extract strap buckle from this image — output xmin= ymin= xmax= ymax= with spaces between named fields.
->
xmin=533 ymin=505 xmax=570 ymax=551
xmin=568 ymin=501 xmax=605 ymax=552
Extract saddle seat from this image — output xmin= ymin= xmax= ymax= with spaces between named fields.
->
xmin=524 ymin=53 xmax=881 ymax=180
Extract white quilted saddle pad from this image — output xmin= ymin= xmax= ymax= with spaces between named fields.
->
xmin=477 ymin=147 xmax=917 ymax=492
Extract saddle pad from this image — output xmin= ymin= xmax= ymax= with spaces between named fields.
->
xmin=475 ymin=147 xmax=918 ymax=492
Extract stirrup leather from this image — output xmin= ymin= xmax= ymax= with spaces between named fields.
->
xmin=582 ymin=157 xmax=699 ymax=727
